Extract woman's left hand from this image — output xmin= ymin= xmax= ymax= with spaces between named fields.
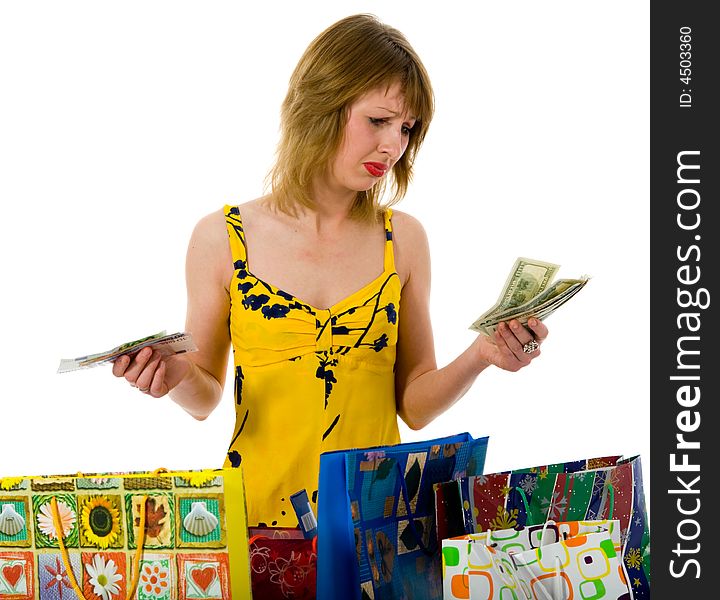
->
xmin=473 ymin=317 xmax=548 ymax=372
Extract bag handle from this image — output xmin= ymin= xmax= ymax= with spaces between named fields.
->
xmin=395 ymin=462 xmax=435 ymax=557
xmin=51 ymin=495 xmax=148 ymax=600
xmin=515 ymin=486 xmax=531 ymax=516
xmin=539 ymin=519 xmax=557 ymax=547
xmin=512 ymin=550 xmax=562 ymax=600
xmin=514 ymin=473 xmax=553 ymax=522
xmin=517 ymin=476 xmax=616 ymax=531
xmin=553 ymin=555 xmax=564 ymax=599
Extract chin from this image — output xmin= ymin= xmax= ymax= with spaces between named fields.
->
xmin=343 ymin=181 xmax=376 ymax=194
xmin=358 ymin=177 xmax=383 ymax=191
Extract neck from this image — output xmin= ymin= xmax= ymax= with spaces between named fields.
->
xmin=299 ymin=183 xmax=360 ymax=235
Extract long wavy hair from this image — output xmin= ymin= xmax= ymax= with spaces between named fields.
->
xmin=267 ymin=14 xmax=435 ymax=222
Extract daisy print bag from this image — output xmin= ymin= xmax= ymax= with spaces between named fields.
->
xmin=0 ymin=467 xmax=251 ymax=599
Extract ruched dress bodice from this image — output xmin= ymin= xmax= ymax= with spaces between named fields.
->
xmin=223 ymin=205 xmax=401 ymax=526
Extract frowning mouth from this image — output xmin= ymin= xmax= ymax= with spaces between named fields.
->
xmin=363 ymin=162 xmax=389 ymax=177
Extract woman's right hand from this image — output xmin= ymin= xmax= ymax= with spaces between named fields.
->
xmin=112 ymin=346 xmax=193 ymax=398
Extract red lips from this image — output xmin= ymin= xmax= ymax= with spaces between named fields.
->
xmin=363 ymin=162 xmax=388 ymax=177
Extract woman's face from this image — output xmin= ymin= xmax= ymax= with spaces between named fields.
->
xmin=322 ymin=82 xmax=416 ymax=198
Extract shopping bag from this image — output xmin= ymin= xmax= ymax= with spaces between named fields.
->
xmin=510 ymin=531 xmax=631 ymax=600
xmin=435 ymin=455 xmax=622 ymax=554
xmin=442 ymin=455 xmax=649 ymax=599
xmin=316 ymin=432 xmax=489 ymax=600
xmin=0 ymin=467 xmax=251 ymax=599
xmin=441 ymin=520 xmax=621 ymax=600
xmin=248 ymin=526 xmax=317 ymax=600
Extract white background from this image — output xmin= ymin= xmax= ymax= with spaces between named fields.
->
xmin=0 ymin=2 xmax=649 ymax=507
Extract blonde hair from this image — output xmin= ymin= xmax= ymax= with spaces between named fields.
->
xmin=268 ymin=14 xmax=435 ymax=222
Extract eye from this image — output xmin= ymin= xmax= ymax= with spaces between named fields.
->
xmin=369 ymin=117 xmax=414 ymax=137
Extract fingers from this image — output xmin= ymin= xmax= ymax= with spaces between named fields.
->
xmin=526 ymin=317 xmax=549 ymax=343
xmin=496 ymin=319 xmax=546 ymax=362
xmin=112 ymin=347 xmax=163 ymax=394
xmin=111 ymin=354 xmax=130 ymax=377
xmin=148 ymin=361 xmax=167 ymax=398
xmin=496 ymin=322 xmax=530 ymax=360
xmin=135 ymin=351 xmax=164 ymax=392
xmin=121 ymin=347 xmax=153 ymax=384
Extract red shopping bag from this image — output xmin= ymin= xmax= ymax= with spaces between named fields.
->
xmin=248 ymin=527 xmax=317 ymax=599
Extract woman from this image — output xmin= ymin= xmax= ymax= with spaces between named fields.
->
xmin=112 ymin=14 xmax=548 ymax=527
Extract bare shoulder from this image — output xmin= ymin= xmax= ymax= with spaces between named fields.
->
xmin=187 ymin=208 xmax=229 ymax=262
xmin=390 ymin=210 xmax=428 ymax=245
xmin=192 ymin=207 xmax=226 ymax=238
xmin=191 ymin=197 xmax=267 ymax=246
xmin=229 ymin=196 xmax=281 ymax=232
xmin=389 ymin=209 xmax=430 ymax=285
xmin=187 ymin=207 xmax=236 ymax=288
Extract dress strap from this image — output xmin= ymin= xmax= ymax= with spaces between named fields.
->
xmin=224 ymin=204 xmax=249 ymax=264
xmin=383 ymin=209 xmax=396 ymax=273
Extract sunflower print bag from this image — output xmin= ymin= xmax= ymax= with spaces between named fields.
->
xmin=0 ymin=468 xmax=251 ymax=599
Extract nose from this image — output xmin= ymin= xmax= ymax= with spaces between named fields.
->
xmin=377 ymin=127 xmax=405 ymax=162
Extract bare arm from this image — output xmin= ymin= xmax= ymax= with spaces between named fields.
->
xmin=168 ymin=209 xmax=232 ymax=418
xmin=113 ymin=209 xmax=233 ymax=420
xmin=393 ymin=213 xmax=548 ymax=430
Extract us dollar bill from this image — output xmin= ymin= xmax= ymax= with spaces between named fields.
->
xmin=477 ymin=278 xmax=589 ymax=334
xmin=470 ymin=258 xmax=560 ymax=326
xmin=470 ymin=258 xmax=589 ymax=335
xmin=58 ymin=330 xmax=197 ymax=373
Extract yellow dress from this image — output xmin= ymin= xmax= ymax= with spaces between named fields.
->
xmin=223 ymin=205 xmax=401 ymax=526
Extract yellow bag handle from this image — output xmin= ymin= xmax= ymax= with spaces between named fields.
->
xmin=51 ymin=495 xmax=148 ymax=600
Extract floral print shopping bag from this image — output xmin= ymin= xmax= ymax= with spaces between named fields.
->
xmin=0 ymin=467 xmax=251 ymax=599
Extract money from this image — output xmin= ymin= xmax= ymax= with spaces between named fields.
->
xmin=57 ymin=330 xmax=197 ymax=374
xmin=470 ymin=258 xmax=589 ymax=335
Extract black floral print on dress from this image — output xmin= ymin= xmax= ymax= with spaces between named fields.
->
xmin=223 ymin=205 xmax=403 ymax=527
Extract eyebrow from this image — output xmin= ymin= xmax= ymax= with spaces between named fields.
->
xmin=375 ymin=107 xmax=417 ymax=122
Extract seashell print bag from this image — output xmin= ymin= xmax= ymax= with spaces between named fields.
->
xmin=0 ymin=467 xmax=251 ymax=599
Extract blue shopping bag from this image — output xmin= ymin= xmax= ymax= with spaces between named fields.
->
xmin=316 ymin=432 xmax=489 ymax=600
